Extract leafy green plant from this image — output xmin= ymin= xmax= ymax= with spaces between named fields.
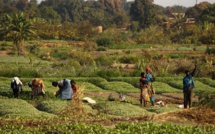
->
xmin=97 ymin=69 xmax=122 ymax=79
xmin=194 ymin=46 xmax=207 ymax=51
xmin=98 ymin=81 xmax=139 ymax=93
xmin=197 ymin=78 xmax=215 ymax=88
xmin=96 ymin=37 xmax=113 ymax=47
xmin=50 ymin=51 xmax=68 ymax=60
xmin=76 ymin=82 xmax=104 ymax=92
xmin=166 ymin=54 xmax=186 ymax=59
xmin=195 ymin=90 xmax=215 ymax=108
xmin=37 ymin=100 xmax=68 ymax=114
xmin=93 ymin=101 xmax=149 ymax=116
xmin=152 ymin=82 xmax=182 ymax=93
xmin=0 ymin=97 xmax=55 ymax=118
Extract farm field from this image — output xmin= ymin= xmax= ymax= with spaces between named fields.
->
xmin=1 ymin=0 xmax=215 ymax=132
xmin=0 ymin=40 xmax=215 ymax=133
xmin=0 ymin=76 xmax=215 ymax=133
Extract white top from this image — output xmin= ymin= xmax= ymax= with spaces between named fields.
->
xmin=11 ymin=77 xmax=23 ymax=85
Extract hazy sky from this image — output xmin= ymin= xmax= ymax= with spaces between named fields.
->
xmin=37 ymin=0 xmax=215 ymax=7
xmin=153 ymin=0 xmax=215 ymax=7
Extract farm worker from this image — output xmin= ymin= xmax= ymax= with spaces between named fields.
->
xmin=52 ymin=79 xmax=73 ymax=100
xmin=70 ymin=80 xmax=78 ymax=93
xmin=183 ymin=64 xmax=197 ymax=109
xmin=145 ymin=67 xmax=155 ymax=106
xmin=11 ymin=77 xmax=23 ymax=98
xmin=28 ymin=78 xmax=45 ymax=99
xmin=119 ymin=92 xmax=126 ymax=102
xmin=139 ymin=72 xmax=149 ymax=107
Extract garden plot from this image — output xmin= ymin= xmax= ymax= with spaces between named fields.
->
xmin=0 ymin=76 xmax=215 ymax=134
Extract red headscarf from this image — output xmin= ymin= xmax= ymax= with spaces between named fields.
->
xmin=146 ymin=67 xmax=151 ymax=71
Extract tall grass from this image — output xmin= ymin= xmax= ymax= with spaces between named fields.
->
xmin=59 ymin=85 xmax=86 ymax=117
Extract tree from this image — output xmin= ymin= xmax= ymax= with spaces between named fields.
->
xmin=0 ymin=1 xmax=18 ymax=14
xmin=0 ymin=13 xmax=36 ymax=53
xmin=197 ymin=4 xmax=215 ymax=24
xmin=99 ymin=0 xmax=123 ymax=15
xmin=39 ymin=6 xmax=61 ymax=23
xmin=130 ymin=0 xmax=155 ymax=29
xmin=16 ymin=0 xmax=28 ymax=11
xmin=24 ymin=0 xmax=40 ymax=19
xmin=186 ymin=2 xmax=210 ymax=19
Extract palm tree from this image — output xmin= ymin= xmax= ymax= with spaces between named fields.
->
xmin=0 ymin=12 xmax=36 ymax=54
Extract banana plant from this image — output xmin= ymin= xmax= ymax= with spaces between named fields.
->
xmin=0 ymin=12 xmax=37 ymax=55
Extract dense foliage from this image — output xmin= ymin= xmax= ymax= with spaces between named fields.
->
xmin=0 ymin=0 xmax=214 ymax=45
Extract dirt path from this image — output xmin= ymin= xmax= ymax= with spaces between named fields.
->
xmin=84 ymin=91 xmax=198 ymax=105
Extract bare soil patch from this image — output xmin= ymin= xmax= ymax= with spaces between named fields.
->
xmin=150 ymin=107 xmax=215 ymax=125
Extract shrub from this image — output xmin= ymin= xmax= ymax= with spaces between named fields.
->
xmin=205 ymin=47 xmax=215 ymax=55
xmin=25 ymin=45 xmax=40 ymax=55
xmin=118 ymin=55 xmax=139 ymax=63
xmin=129 ymin=21 xmax=139 ymax=32
xmin=95 ymin=56 xmax=113 ymax=66
xmin=194 ymin=46 xmax=207 ymax=51
xmin=0 ymin=68 xmax=42 ymax=78
xmin=196 ymin=90 xmax=215 ymax=109
xmin=68 ymin=51 xmax=94 ymax=66
xmin=96 ymin=37 xmax=113 ymax=47
xmin=50 ymin=52 xmax=68 ymax=60
xmin=83 ymin=41 xmax=98 ymax=52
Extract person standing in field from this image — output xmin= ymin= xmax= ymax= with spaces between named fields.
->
xmin=52 ymin=79 xmax=73 ymax=100
xmin=28 ymin=78 xmax=45 ymax=99
xmin=183 ymin=65 xmax=197 ymax=109
xmin=145 ymin=67 xmax=155 ymax=106
xmin=11 ymin=77 xmax=23 ymax=98
xmin=139 ymin=72 xmax=148 ymax=107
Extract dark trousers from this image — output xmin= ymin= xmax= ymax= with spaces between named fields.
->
xmin=183 ymin=88 xmax=193 ymax=108
xmin=13 ymin=89 xmax=19 ymax=98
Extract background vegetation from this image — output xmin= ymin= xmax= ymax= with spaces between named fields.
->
xmin=0 ymin=0 xmax=215 ymax=133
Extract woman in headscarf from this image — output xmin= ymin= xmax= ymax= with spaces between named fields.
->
xmin=11 ymin=77 xmax=23 ymax=98
xmin=28 ymin=78 xmax=45 ymax=99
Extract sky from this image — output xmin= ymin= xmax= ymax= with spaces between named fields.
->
xmin=37 ymin=0 xmax=215 ymax=7
xmin=152 ymin=0 xmax=215 ymax=7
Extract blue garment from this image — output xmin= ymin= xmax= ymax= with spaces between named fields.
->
xmin=145 ymin=73 xmax=153 ymax=82
xmin=183 ymin=74 xmax=195 ymax=89
xmin=60 ymin=79 xmax=73 ymax=100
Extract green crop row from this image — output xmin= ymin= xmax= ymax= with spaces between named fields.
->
xmin=0 ymin=122 xmax=214 ymax=134
xmin=1 ymin=77 xmax=215 ymax=97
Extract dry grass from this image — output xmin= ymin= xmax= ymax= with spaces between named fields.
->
xmin=150 ymin=107 xmax=215 ymax=125
xmin=59 ymin=85 xmax=86 ymax=117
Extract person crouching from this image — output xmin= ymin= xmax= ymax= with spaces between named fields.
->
xmin=28 ymin=78 xmax=45 ymax=99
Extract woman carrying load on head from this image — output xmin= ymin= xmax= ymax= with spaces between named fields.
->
xmin=28 ymin=78 xmax=45 ymax=99
xmin=139 ymin=72 xmax=148 ymax=107
xmin=145 ymin=67 xmax=155 ymax=106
